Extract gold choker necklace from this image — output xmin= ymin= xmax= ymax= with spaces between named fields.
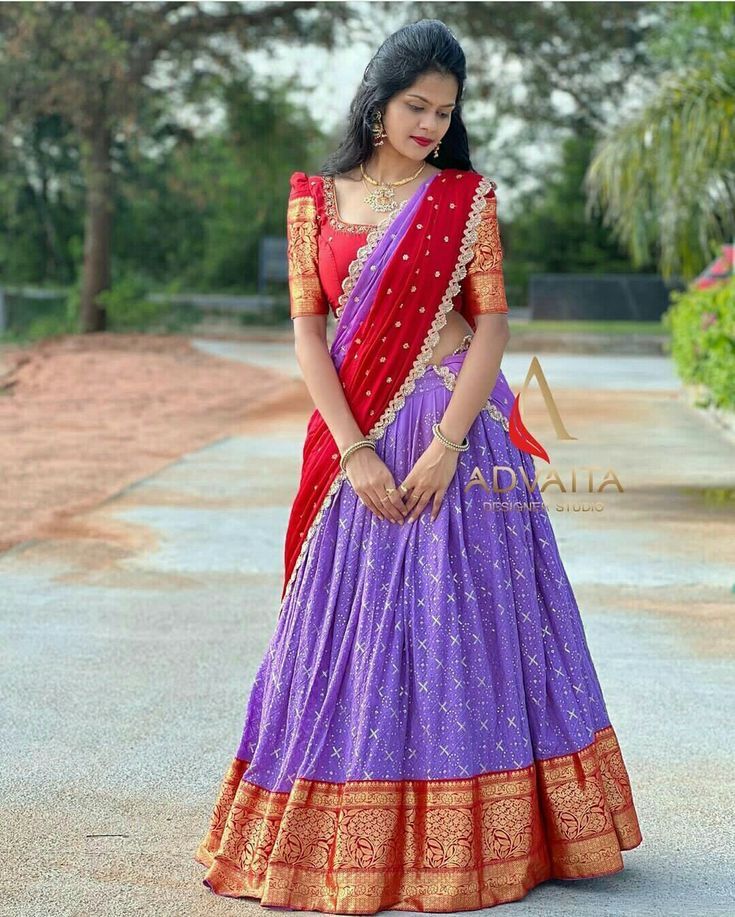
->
xmin=359 ymin=161 xmax=427 ymax=214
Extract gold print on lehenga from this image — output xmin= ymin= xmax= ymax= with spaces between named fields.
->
xmin=221 ymin=803 xmax=276 ymax=874
xmin=482 ymin=797 xmax=534 ymax=860
xmin=274 ymin=806 xmax=337 ymax=867
xmin=424 ymin=807 xmax=475 ymax=868
xmin=196 ymin=725 xmax=642 ymax=909
xmin=547 ymin=776 xmax=610 ymax=840
xmin=599 ymin=747 xmax=632 ymax=810
xmin=336 ymin=807 xmax=400 ymax=868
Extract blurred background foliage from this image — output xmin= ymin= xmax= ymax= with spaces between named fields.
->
xmin=0 ymin=1 xmax=732 ymax=346
xmin=663 ymin=277 xmax=735 ymax=410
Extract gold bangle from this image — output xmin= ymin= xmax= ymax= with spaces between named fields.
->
xmin=432 ymin=422 xmax=469 ymax=452
xmin=339 ymin=438 xmax=375 ymax=472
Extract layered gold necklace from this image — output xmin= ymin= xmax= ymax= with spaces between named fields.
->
xmin=360 ymin=161 xmax=427 ymax=214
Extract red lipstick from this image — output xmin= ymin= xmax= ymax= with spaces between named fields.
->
xmin=411 ymin=136 xmax=432 ymax=147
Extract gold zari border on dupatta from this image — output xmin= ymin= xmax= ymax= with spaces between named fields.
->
xmin=280 ymin=173 xmax=493 ymax=609
xmin=195 ymin=723 xmax=643 ymax=913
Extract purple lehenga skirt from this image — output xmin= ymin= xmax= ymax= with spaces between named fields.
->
xmin=195 ymin=334 xmax=643 ymax=913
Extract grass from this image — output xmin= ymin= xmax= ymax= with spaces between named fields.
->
xmin=0 ymin=297 xmax=670 ymax=344
xmin=509 ymin=319 xmax=668 ymax=335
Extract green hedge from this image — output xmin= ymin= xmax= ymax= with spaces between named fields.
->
xmin=662 ymin=276 xmax=735 ymax=410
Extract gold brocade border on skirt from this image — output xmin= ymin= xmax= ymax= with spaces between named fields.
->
xmin=194 ymin=723 xmax=643 ymax=913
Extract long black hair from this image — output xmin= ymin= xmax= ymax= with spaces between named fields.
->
xmin=321 ymin=19 xmax=474 ymax=176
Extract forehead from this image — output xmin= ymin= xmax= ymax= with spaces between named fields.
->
xmin=403 ymin=73 xmax=457 ymax=107
xmin=404 ymin=91 xmax=456 ymax=108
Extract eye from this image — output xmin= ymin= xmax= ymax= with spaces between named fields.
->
xmin=408 ymin=103 xmax=451 ymax=119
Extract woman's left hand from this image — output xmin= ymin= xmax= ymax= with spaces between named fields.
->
xmin=400 ymin=437 xmax=461 ymax=523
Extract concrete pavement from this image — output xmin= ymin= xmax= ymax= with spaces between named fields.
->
xmin=2 ymin=339 xmax=734 ymax=916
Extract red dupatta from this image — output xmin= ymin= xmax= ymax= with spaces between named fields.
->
xmin=281 ymin=168 xmax=494 ymax=606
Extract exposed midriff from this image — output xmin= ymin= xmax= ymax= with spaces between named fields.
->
xmin=427 ymin=309 xmax=473 ymax=365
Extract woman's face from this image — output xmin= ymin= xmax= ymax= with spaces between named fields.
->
xmin=381 ymin=71 xmax=458 ymax=162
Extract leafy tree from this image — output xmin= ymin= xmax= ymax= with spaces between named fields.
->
xmin=584 ymin=1 xmax=735 ymax=280
xmin=508 ymin=131 xmax=635 ymax=287
xmin=114 ymin=74 xmax=321 ymax=291
xmin=0 ymin=0 xmax=345 ymax=331
xmin=399 ymin=0 xmax=654 ymax=169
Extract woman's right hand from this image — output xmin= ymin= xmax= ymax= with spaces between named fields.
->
xmin=343 ymin=447 xmax=408 ymax=525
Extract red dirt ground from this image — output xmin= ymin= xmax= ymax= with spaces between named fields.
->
xmin=0 ymin=332 xmax=294 ymax=553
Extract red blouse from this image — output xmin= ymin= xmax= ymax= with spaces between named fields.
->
xmin=286 ymin=171 xmax=508 ymax=327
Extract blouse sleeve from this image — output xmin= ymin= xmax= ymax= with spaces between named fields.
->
xmin=462 ymin=182 xmax=509 ymax=315
xmin=286 ymin=171 xmax=330 ymax=319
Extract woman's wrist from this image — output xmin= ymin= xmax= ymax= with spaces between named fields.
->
xmin=433 ymin=420 xmax=468 ymax=451
xmin=428 ymin=435 xmax=461 ymax=459
xmin=336 ymin=427 xmax=368 ymax=453
xmin=441 ymin=427 xmax=468 ymax=445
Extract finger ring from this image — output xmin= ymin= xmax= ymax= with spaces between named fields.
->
xmin=399 ymin=483 xmax=409 ymax=494
xmin=385 ymin=487 xmax=395 ymax=495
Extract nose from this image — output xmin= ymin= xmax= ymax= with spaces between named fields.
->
xmin=419 ymin=113 xmax=441 ymax=132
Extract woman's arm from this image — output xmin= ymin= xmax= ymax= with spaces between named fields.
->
xmin=437 ymin=313 xmax=511 ymax=445
xmin=439 ymin=184 xmax=511 ymax=443
xmin=286 ymin=171 xmax=406 ymax=523
xmin=292 ymin=316 xmax=364 ymax=453
xmin=293 ymin=317 xmax=407 ymax=524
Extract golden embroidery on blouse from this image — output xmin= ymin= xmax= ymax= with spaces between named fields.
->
xmin=463 ymin=194 xmax=509 ymax=315
xmin=322 ymin=175 xmax=377 ymax=234
xmin=287 ymin=194 xmax=329 ymax=318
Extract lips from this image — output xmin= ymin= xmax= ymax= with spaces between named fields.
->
xmin=411 ymin=136 xmax=432 ymax=147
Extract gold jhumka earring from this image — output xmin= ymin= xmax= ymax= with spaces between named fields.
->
xmin=371 ymin=110 xmax=388 ymax=146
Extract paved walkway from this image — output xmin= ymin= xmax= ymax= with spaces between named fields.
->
xmin=2 ymin=341 xmax=733 ymax=916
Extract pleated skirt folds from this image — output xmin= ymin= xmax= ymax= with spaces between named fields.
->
xmin=194 ymin=347 xmax=643 ymax=913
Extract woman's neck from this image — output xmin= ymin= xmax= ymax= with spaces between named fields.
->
xmin=362 ymin=150 xmax=434 ymax=185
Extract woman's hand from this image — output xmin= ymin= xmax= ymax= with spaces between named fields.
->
xmin=401 ymin=437 xmax=460 ymax=523
xmin=343 ymin=447 xmax=408 ymax=524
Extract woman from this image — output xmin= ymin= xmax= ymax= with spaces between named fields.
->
xmin=195 ymin=19 xmax=643 ymax=913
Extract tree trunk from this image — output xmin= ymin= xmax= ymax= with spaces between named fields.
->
xmin=80 ymin=123 xmax=113 ymax=332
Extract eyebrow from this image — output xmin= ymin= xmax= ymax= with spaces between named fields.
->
xmin=405 ymin=93 xmax=456 ymax=109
